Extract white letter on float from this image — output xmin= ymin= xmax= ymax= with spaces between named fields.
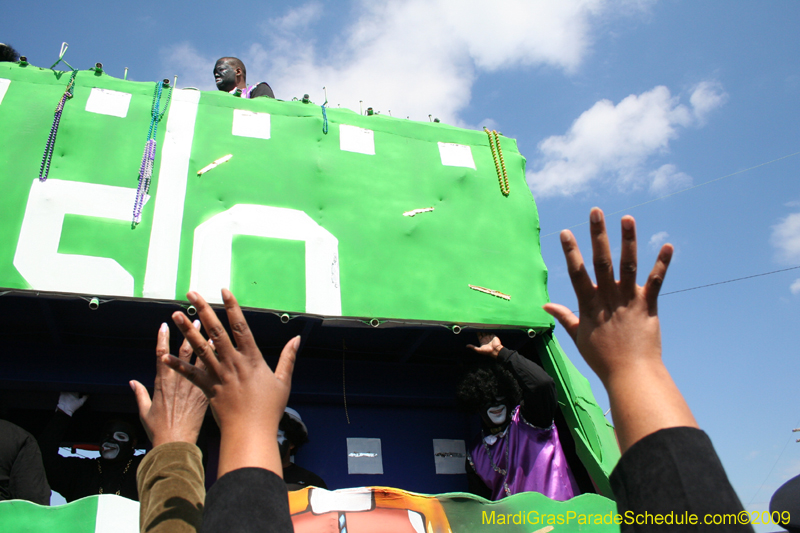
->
xmin=143 ymin=89 xmax=201 ymax=299
xmin=189 ymin=204 xmax=341 ymax=315
xmin=13 ymin=179 xmax=135 ymax=296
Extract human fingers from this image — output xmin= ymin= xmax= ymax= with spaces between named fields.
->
xmin=173 ymin=310 xmax=223 ymax=378
xmin=542 ymin=303 xmax=580 ymax=342
xmin=178 ymin=320 xmax=202 ymax=361
xmin=273 ymin=336 xmax=300 ymax=389
xmin=589 ymin=208 xmax=617 ymax=298
xmin=161 ymin=354 xmax=215 ymax=397
xmin=466 ymin=343 xmax=498 ymax=358
xmin=154 ymin=323 xmax=172 ymax=386
xmin=559 ymin=230 xmax=595 ymax=307
xmin=476 ymin=332 xmax=492 ymax=343
xmin=156 ymin=322 xmax=170 ymax=359
xmin=618 ymin=215 xmax=638 ymax=300
xmin=466 ymin=344 xmax=489 ymax=355
xmin=220 ymin=289 xmax=258 ymax=356
xmin=644 ymin=243 xmax=673 ymax=314
xmin=129 ymin=380 xmax=155 ymax=442
xmin=129 ymin=380 xmax=152 ymax=419
xmin=187 ymin=291 xmax=236 ymax=361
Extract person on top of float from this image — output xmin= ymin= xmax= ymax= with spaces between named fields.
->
xmin=213 ymin=57 xmax=275 ymax=99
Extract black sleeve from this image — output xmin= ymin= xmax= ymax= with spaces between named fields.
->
xmin=497 ymin=347 xmax=556 ymax=428
xmin=0 ymin=421 xmax=51 ymax=504
xmin=9 ymin=431 xmax=51 ymax=504
xmin=250 ymin=82 xmax=275 ymax=99
xmin=37 ymin=410 xmax=85 ymax=501
xmin=465 ymin=458 xmax=492 ymax=500
xmin=610 ymin=427 xmax=754 ymax=532
xmin=201 ymin=468 xmax=293 ymax=533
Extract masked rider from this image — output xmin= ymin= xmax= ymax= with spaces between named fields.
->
xmin=38 ymin=392 xmax=142 ymax=501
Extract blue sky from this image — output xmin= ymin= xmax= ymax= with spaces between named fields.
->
xmin=4 ymin=0 xmax=799 ymax=524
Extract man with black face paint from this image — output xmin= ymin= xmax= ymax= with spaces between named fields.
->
xmin=213 ymin=57 xmax=275 ymax=99
xmin=279 ymin=407 xmax=327 ymax=490
xmin=38 ymin=392 xmax=143 ymax=501
xmin=456 ymin=334 xmax=579 ymax=501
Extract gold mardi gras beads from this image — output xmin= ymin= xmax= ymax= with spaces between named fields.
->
xmin=484 ymin=127 xmax=509 ymax=196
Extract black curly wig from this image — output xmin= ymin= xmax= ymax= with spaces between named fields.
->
xmin=456 ymin=362 xmax=521 ymax=413
xmin=279 ymin=412 xmax=309 ymax=450
xmin=0 ymin=44 xmax=20 ymax=63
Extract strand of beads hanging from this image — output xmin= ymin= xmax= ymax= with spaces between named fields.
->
xmin=132 ymin=80 xmax=173 ymax=227
xmin=484 ymin=127 xmax=508 ymax=196
xmin=38 ymin=70 xmax=78 ymax=182
xmin=492 ymin=130 xmax=509 ymax=196
xmin=484 ymin=127 xmax=500 ymax=176
xmin=97 ymin=458 xmax=133 ymax=495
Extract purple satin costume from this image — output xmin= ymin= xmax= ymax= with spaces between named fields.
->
xmin=240 ymin=84 xmax=258 ymax=99
xmin=467 ymin=405 xmax=579 ymax=501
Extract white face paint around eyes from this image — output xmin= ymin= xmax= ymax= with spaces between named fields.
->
xmin=486 ymin=404 xmax=508 ymax=426
xmin=113 ymin=431 xmax=130 ymax=443
xmin=277 ymin=429 xmax=286 ymax=446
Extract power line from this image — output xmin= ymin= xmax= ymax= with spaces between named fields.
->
xmin=747 ymin=417 xmax=800 ymax=507
xmin=661 ymin=265 xmax=800 ymax=296
xmin=541 ymin=151 xmax=800 ymax=238
xmin=569 ymin=265 xmax=800 ymax=314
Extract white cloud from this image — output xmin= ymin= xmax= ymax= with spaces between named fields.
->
xmin=649 ymin=231 xmax=669 ymax=250
xmin=161 ymin=0 xmax=654 ymax=123
xmin=790 ymin=278 xmax=800 ymax=295
xmin=160 ymin=42 xmax=216 ymax=90
xmin=690 ymin=80 xmax=728 ymax=124
xmin=267 ymin=1 xmax=323 ymax=32
xmin=527 ymin=82 xmax=726 ymax=198
xmin=649 ymin=163 xmax=692 ymax=194
xmin=770 ymin=213 xmax=800 ymax=264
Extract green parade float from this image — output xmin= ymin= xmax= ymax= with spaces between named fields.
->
xmin=0 ymin=56 xmax=621 ymax=532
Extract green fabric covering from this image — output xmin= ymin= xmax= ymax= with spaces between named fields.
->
xmin=538 ymin=333 xmax=621 ymax=497
xmin=0 ymin=63 xmax=551 ymax=328
xmin=0 ymin=491 xmax=622 ymax=533
xmin=0 ymin=497 xmax=99 ymax=533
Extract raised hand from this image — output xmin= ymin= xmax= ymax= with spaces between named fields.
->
xmin=543 ymin=208 xmax=696 ymax=452
xmin=466 ymin=333 xmax=503 ymax=359
xmin=57 ymin=391 xmax=88 ymax=417
xmin=130 ymin=320 xmax=209 ymax=447
xmin=161 ymin=289 xmax=299 ymax=478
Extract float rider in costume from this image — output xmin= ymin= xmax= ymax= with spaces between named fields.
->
xmin=38 ymin=392 xmax=143 ymax=501
xmin=213 ymin=57 xmax=275 ymax=99
xmin=457 ymin=334 xmax=579 ymax=501
xmin=279 ymin=407 xmax=327 ymax=490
